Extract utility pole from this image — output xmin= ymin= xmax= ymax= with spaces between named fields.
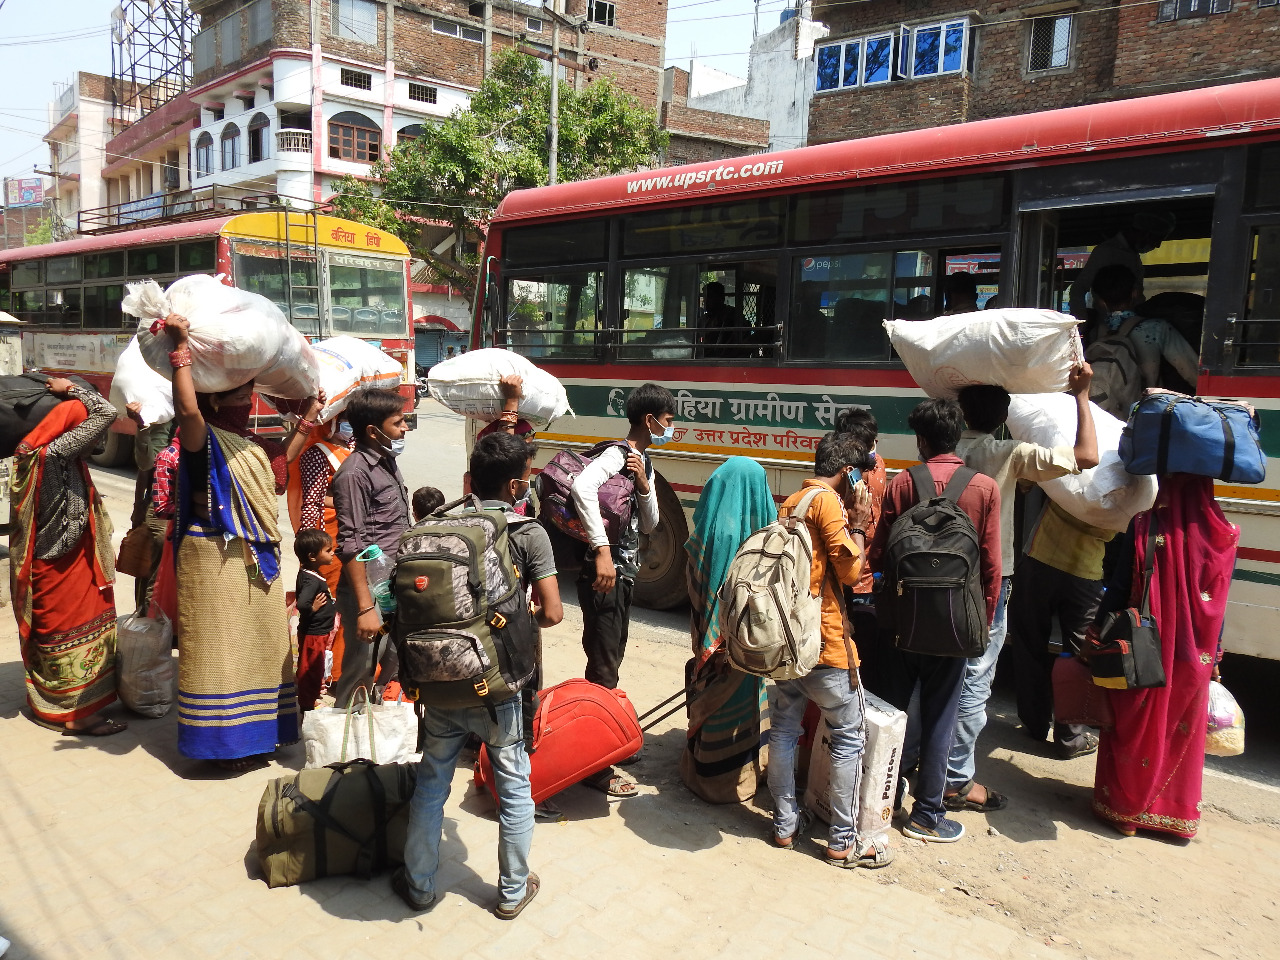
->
xmin=548 ymin=0 xmax=561 ymax=185
xmin=754 ymin=0 xmax=761 ymax=41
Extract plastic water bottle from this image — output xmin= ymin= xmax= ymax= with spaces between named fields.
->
xmin=356 ymin=544 xmax=397 ymax=614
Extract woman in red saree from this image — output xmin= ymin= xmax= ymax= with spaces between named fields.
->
xmin=11 ymin=378 xmax=125 ymax=736
xmin=1091 ymin=473 xmax=1238 ymax=838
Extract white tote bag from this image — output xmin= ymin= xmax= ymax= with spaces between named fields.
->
xmin=302 ymin=687 xmax=418 ymax=768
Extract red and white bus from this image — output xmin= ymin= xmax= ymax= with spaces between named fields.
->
xmin=473 ymin=76 xmax=1280 ymax=660
xmin=0 ymin=211 xmax=415 ymax=464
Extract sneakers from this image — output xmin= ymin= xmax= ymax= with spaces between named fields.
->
xmin=903 ymin=817 xmax=965 ymax=843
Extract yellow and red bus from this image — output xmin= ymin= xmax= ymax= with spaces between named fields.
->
xmin=473 ymin=76 xmax=1280 ymax=660
xmin=0 ymin=211 xmax=415 ymax=464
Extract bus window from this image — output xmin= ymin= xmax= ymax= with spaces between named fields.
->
xmin=505 ymin=219 xmax=608 ymax=268
xmin=179 ymin=240 xmax=217 ymax=272
xmin=49 ymin=288 xmax=82 ymax=327
xmin=47 ymin=256 xmax=81 ymax=285
xmin=13 ymin=289 xmax=44 ymax=323
xmin=128 ymin=245 xmax=177 ymax=277
xmin=232 ymin=241 xmax=320 ymax=335
xmin=790 ymin=252 xmax=894 ymax=361
xmin=621 ymin=263 xmax=696 ymax=360
xmin=622 ymin=197 xmax=783 ymax=259
xmin=943 ymin=251 xmax=1000 ymax=312
xmin=893 ymin=250 xmax=935 ymax=319
xmin=83 ymin=285 xmax=125 ymax=328
xmin=84 ymin=252 xmax=124 ymax=280
xmin=12 ymin=261 xmax=41 ymax=288
xmin=505 ymin=271 xmax=601 ymax=359
xmin=1240 ymin=225 xmax=1280 ymax=367
xmin=329 ymin=254 xmax=407 ymax=337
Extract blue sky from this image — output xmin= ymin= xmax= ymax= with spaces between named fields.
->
xmin=0 ymin=0 xmax=765 ymax=185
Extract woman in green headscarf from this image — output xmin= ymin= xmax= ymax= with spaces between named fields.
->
xmin=681 ymin=457 xmax=778 ymax=803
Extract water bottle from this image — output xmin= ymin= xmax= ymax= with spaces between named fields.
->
xmin=356 ymin=544 xmax=397 ymax=614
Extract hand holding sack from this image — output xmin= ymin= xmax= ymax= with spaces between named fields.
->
xmin=126 ymin=275 xmax=320 ymax=398
xmin=885 ymin=309 xmax=1084 ymax=399
xmin=427 ymin=347 xmax=572 ymax=428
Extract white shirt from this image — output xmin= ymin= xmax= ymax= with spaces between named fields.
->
xmin=570 ymin=444 xmax=660 ymax=576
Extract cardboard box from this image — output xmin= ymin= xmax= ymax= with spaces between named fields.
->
xmin=803 ymin=689 xmax=907 ymax=841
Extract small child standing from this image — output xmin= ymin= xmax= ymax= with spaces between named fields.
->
xmin=411 ymin=486 xmax=446 ymax=523
xmin=294 ymin=529 xmax=339 ymax=711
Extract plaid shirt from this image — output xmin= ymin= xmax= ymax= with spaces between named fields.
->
xmin=151 ymin=436 xmax=181 ymax=519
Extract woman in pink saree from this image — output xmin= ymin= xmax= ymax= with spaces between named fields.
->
xmin=1090 ymin=473 xmax=1238 ymax=839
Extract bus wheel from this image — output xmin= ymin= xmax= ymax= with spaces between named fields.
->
xmin=90 ymin=430 xmax=135 ymax=469
xmin=634 ymin=475 xmax=690 ymax=611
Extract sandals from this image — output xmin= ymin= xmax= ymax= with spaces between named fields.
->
xmin=583 ymin=767 xmax=638 ymax=798
xmin=773 ymin=809 xmax=812 ymax=849
xmin=29 ymin=713 xmax=128 ymax=737
xmin=494 ymin=872 xmax=540 ymax=920
xmin=943 ymin=779 xmax=1008 ymax=812
xmin=826 ymin=836 xmax=894 ymax=870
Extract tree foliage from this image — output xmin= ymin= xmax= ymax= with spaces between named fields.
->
xmin=23 ymin=216 xmax=55 ymax=246
xmin=329 ymin=51 xmax=666 ymax=300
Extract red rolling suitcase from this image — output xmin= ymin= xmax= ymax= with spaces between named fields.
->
xmin=474 ymin=678 xmax=644 ymax=803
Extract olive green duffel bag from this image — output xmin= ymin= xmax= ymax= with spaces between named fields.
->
xmin=256 ymin=758 xmax=418 ymax=888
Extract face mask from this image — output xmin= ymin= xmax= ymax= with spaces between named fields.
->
xmin=216 ymin=403 xmax=253 ymax=432
xmin=868 ymin=447 xmax=878 ymax=467
xmin=649 ymin=418 xmax=675 ymax=446
xmin=336 ymin=421 xmax=353 ymax=441
xmin=376 ymin=426 xmax=405 ymax=458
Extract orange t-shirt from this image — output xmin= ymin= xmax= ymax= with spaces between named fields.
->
xmin=779 ymin=479 xmax=864 ymax=670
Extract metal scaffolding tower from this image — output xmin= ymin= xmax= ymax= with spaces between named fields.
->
xmin=110 ymin=0 xmax=200 ymax=125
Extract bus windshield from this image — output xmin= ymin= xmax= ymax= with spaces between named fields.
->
xmin=328 ymin=253 xmax=408 ymax=337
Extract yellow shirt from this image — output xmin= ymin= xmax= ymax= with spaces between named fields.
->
xmin=1027 ymin=501 xmax=1115 ymax=581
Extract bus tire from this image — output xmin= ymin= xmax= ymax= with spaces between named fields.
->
xmin=634 ymin=474 xmax=690 ymax=611
xmin=90 ymin=430 xmax=135 ymax=469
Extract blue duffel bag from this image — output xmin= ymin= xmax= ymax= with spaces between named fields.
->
xmin=1119 ymin=392 xmax=1266 ymax=483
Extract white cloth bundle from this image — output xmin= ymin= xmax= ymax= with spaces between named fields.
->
xmin=1007 ymin=393 xmax=1158 ymax=533
xmin=427 ymin=347 xmax=572 ymax=428
xmin=125 ymin=275 xmax=320 ymax=398
xmin=310 ymin=336 xmax=404 ymax=422
xmin=886 ymin=309 xmax=1084 ymax=399
xmin=109 ymin=337 xmax=174 ymax=426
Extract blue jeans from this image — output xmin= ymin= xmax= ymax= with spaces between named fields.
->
xmin=404 ymin=696 xmax=534 ymax=908
xmin=946 ymin=577 xmax=1011 ymax=791
xmin=767 ymin=667 xmax=865 ymax=853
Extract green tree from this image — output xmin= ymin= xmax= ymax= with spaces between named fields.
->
xmin=23 ymin=216 xmax=54 ymax=246
xmin=330 ymin=51 xmax=667 ymax=302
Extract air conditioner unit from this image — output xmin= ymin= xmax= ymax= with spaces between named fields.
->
xmin=162 ymin=166 xmax=181 ymax=189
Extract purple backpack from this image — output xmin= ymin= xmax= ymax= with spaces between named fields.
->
xmin=536 ymin=441 xmax=637 ymax=544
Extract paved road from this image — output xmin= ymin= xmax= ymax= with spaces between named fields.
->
xmin=2 ymin=403 xmax=1278 ymax=959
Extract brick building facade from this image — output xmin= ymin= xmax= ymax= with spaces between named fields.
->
xmin=807 ymin=0 xmax=1280 ymax=144
xmin=660 ymin=67 xmax=770 ymax=166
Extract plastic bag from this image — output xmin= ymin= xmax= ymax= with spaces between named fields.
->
xmin=885 ymin=309 xmax=1084 ymax=399
xmin=310 ymin=336 xmax=403 ymax=422
xmin=116 ymin=613 xmax=176 ymax=718
xmin=302 ymin=687 xmax=417 ymax=767
xmin=109 ymin=337 xmax=174 ymax=427
xmin=1205 ymin=680 xmax=1245 ymax=757
xmin=428 ymin=347 xmax=572 ymax=428
xmin=1006 ymin=394 xmax=1158 ymax=532
xmin=126 ymin=275 xmax=320 ymax=399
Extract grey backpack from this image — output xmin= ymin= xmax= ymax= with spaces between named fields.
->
xmin=1086 ymin=315 xmax=1143 ymax=419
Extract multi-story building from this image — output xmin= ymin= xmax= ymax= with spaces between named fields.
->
xmin=660 ymin=66 xmax=771 ymax=166
xmin=43 ymin=73 xmax=118 ymax=236
xmin=807 ymin=0 xmax=1280 ymax=144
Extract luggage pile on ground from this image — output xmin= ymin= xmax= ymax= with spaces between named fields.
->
xmin=885 ymin=309 xmax=1084 ymax=399
xmin=125 ymin=275 xmax=320 ymax=399
xmin=427 ymin=347 xmax=571 ymax=428
xmin=109 ymin=336 xmax=174 ymax=427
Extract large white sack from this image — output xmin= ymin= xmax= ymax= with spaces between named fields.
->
xmin=109 ymin=336 xmax=174 ymax=427
xmin=428 ymin=347 xmax=571 ymax=429
xmin=886 ymin=309 xmax=1084 ymax=399
xmin=1007 ymin=393 xmax=1158 ymax=533
xmin=311 ymin=336 xmax=404 ymax=422
xmin=126 ymin=275 xmax=320 ymax=399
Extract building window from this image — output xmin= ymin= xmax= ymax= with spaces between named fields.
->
xmin=433 ymin=19 xmax=484 ymax=42
xmin=398 ymin=124 xmax=424 ymax=144
xmin=248 ymin=0 xmax=272 ymax=47
xmin=815 ymin=32 xmax=897 ymax=91
xmin=333 ymin=0 xmax=378 ymax=44
xmin=910 ymin=20 xmax=967 ymax=78
xmin=1157 ymin=0 xmax=1231 ymax=19
xmin=341 ymin=68 xmax=373 ymax=90
xmin=221 ymin=125 xmax=241 ymax=170
xmin=195 ymin=133 xmax=214 ymax=177
xmin=409 ymin=82 xmax=438 ymax=104
xmin=218 ymin=12 xmax=242 ymax=65
xmin=588 ymin=1 xmax=615 ymax=27
xmin=193 ymin=28 xmax=214 ymax=73
xmin=527 ymin=16 xmax=544 ymax=32
xmin=1028 ymin=15 xmax=1072 ymax=71
xmin=248 ymin=113 xmax=270 ymax=163
xmin=329 ymin=111 xmax=381 ymax=162
xmin=1260 ymin=0 xmax=1277 ymax=7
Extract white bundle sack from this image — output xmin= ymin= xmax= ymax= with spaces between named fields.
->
xmin=126 ymin=275 xmax=320 ymax=398
xmin=109 ymin=337 xmax=174 ymax=426
xmin=116 ymin=613 xmax=176 ymax=718
xmin=311 ymin=336 xmax=404 ymax=422
xmin=428 ymin=347 xmax=571 ymax=428
xmin=302 ymin=687 xmax=418 ymax=767
xmin=1007 ymin=393 xmax=1158 ymax=533
xmin=886 ymin=309 xmax=1084 ymax=399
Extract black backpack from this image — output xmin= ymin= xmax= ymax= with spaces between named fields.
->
xmin=878 ymin=465 xmax=988 ymax=658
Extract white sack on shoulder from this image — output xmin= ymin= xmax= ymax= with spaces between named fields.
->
xmin=886 ymin=309 xmax=1084 ymax=399
xmin=1007 ymin=394 xmax=1157 ymax=533
xmin=428 ymin=347 xmax=572 ymax=428
xmin=127 ymin=275 xmax=319 ymax=398
xmin=310 ymin=336 xmax=404 ymax=422
xmin=109 ymin=336 xmax=174 ymax=426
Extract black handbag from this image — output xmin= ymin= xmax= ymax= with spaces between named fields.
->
xmin=1087 ymin=522 xmax=1167 ymax=691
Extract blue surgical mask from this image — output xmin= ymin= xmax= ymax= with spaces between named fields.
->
xmin=376 ymin=426 xmax=405 ymax=458
xmin=649 ymin=418 xmax=675 ymax=446
xmin=336 ymin=421 xmax=353 ymax=441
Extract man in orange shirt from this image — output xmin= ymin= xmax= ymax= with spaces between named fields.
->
xmin=767 ymin=433 xmax=891 ymax=869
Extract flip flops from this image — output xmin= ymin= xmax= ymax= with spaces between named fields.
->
xmin=29 ymin=713 xmax=128 ymax=737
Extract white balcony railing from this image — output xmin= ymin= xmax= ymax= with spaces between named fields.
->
xmin=276 ymin=129 xmax=312 ymax=153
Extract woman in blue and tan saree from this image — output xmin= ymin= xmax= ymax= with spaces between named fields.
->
xmin=681 ymin=457 xmax=778 ymax=803
xmin=164 ymin=315 xmax=324 ymax=772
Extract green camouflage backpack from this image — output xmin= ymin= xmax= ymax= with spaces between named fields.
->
xmin=389 ymin=496 xmax=536 ymax=708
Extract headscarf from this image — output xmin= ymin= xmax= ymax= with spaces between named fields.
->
xmin=684 ymin=457 xmax=777 ymax=662
xmin=196 ymin=392 xmax=288 ymax=493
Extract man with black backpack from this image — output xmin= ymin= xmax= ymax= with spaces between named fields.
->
xmin=870 ymin=399 xmax=1001 ymax=843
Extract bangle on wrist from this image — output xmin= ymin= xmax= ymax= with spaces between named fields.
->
xmin=169 ymin=348 xmax=192 ymax=369
xmin=296 ymin=417 xmax=317 ymax=432
xmin=850 ymin=528 xmax=867 ymax=538
xmin=358 ymin=604 xmax=377 ymax=616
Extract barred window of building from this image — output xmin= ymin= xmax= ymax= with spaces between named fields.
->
xmin=1028 ymin=14 xmax=1072 ymax=71
xmin=1156 ymin=0 xmax=1231 ymax=21
xmin=333 ymin=0 xmax=378 ymax=44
